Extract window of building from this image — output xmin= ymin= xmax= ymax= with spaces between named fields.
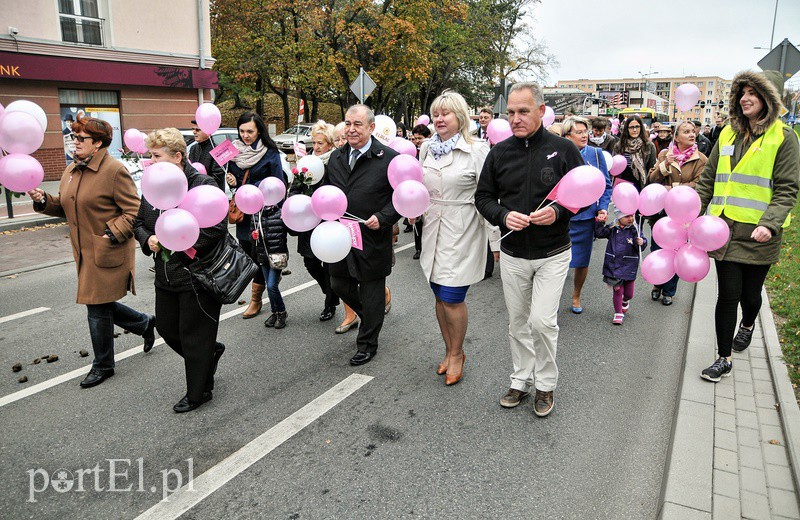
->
xmin=58 ymin=0 xmax=103 ymax=46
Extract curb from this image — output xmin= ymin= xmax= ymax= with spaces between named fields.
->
xmin=760 ymin=287 xmax=800 ymax=494
xmin=0 ymin=216 xmax=66 ymax=232
xmin=0 ymin=258 xmax=74 ymax=278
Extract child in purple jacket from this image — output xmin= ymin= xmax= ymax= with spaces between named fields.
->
xmin=595 ymin=209 xmax=647 ymax=324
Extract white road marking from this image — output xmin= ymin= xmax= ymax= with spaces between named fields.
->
xmin=0 ymin=241 xmax=413 ymax=408
xmin=134 ymin=373 xmax=373 ymax=520
xmin=0 ymin=307 xmax=50 ymax=325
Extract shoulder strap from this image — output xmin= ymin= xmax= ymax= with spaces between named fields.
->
xmin=243 ymin=169 xmax=250 ymax=184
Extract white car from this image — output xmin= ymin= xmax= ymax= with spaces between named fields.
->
xmin=273 ymin=124 xmax=314 ymax=154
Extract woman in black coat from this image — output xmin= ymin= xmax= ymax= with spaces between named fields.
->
xmin=225 ymin=112 xmax=284 ymax=320
xmin=134 ymin=128 xmax=228 ymax=413
xmin=612 ymin=115 xmax=657 ymax=191
xmin=252 ymin=185 xmax=290 ymax=328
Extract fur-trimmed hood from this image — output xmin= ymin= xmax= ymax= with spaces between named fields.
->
xmin=728 ymin=70 xmax=785 ymax=137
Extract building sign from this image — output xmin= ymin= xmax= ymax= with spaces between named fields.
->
xmin=599 ymin=91 xmax=629 ymax=108
xmin=60 ymin=106 xmax=123 ymax=164
xmin=0 ymin=51 xmax=217 ymax=89
xmin=543 ymin=93 xmax=587 ymax=115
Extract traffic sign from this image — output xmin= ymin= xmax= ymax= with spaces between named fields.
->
xmin=350 ymin=68 xmax=376 ymax=104
xmin=493 ymin=95 xmax=507 ymax=115
xmin=758 ymin=38 xmax=800 ymax=80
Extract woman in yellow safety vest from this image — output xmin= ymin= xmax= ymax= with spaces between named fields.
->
xmin=695 ymin=70 xmax=799 ymax=382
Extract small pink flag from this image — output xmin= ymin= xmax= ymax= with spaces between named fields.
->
xmin=183 ymin=247 xmax=197 ymax=259
xmin=339 ymin=219 xmax=363 ymax=251
xmin=210 ymin=140 xmax=240 ymax=167
xmin=545 ymin=180 xmax=582 ymax=214
xmin=293 ymin=140 xmax=307 ymax=158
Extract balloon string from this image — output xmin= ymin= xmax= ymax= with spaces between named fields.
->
xmin=342 ymin=212 xmax=367 ymax=223
xmin=497 ymin=229 xmax=513 ymax=241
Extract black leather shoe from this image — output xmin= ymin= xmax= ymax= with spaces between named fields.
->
xmin=662 ymin=296 xmax=673 ymax=306
xmin=264 ymin=313 xmax=277 ymax=327
xmin=79 ymin=368 xmax=114 ymax=388
xmin=651 ymin=288 xmax=662 ymax=301
xmin=320 ymin=306 xmax=336 ymax=321
xmin=143 ymin=315 xmax=156 ymax=353
xmin=412 ymin=251 xmax=421 ymax=260
xmin=173 ymin=391 xmax=212 ymax=413
xmin=274 ymin=311 xmax=287 ymax=329
xmin=349 ymin=351 xmax=375 ymax=366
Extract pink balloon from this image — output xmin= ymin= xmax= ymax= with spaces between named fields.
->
xmin=642 ymin=249 xmax=677 ymax=285
xmin=542 ymin=106 xmax=555 ymax=128
xmin=416 ymin=115 xmax=430 ymax=126
xmin=611 ymin=182 xmax=639 ymax=215
xmin=195 ymin=103 xmax=221 ymax=135
xmin=191 ymin=162 xmax=207 ymax=175
xmin=0 ymin=111 xmax=44 ymax=154
xmin=558 ymin=165 xmax=606 ymax=208
xmin=177 ymin=185 xmax=228 ymax=228
xmin=652 ymin=216 xmax=689 ymax=250
xmin=638 ymin=183 xmax=668 ymax=216
xmin=674 ymin=243 xmax=710 ymax=282
xmin=0 ymin=102 xmax=4 ymax=119
xmin=389 ymin=138 xmax=418 ymax=157
xmin=486 ymin=119 xmax=512 ymax=144
xmin=124 ymin=129 xmax=146 ymax=154
xmin=234 ymin=184 xmax=264 ymax=215
xmin=675 ymin=83 xmax=701 ymax=112
xmin=311 ymin=185 xmax=348 ymax=221
xmin=281 ymin=194 xmax=321 ymax=232
xmin=688 ymin=215 xmax=730 ymax=252
xmin=392 ymin=180 xmax=430 ymax=218
xmin=258 ymin=177 xmax=286 ymax=206
xmin=609 ymin=155 xmax=627 ymax=176
xmin=664 ymin=185 xmax=701 ymax=224
xmin=0 ymin=153 xmax=45 ymax=193
xmin=387 ymin=154 xmax=423 ymax=189
xmin=155 ymin=209 xmax=200 ymax=252
xmin=141 ymin=162 xmax=188 ymax=210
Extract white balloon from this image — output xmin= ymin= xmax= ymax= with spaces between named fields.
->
xmin=372 ymin=115 xmax=396 ymax=146
xmin=310 ymin=221 xmax=352 ymax=263
xmin=6 ymin=100 xmax=48 ymax=132
xmin=602 ymin=151 xmax=613 ymax=169
xmin=296 ymin=154 xmax=325 ymax=185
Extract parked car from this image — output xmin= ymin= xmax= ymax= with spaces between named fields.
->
xmin=179 ymin=128 xmax=239 ymax=148
xmin=273 ymin=124 xmax=314 ymax=154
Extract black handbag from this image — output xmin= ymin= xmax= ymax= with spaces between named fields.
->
xmin=183 ymin=234 xmax=259 ymax=304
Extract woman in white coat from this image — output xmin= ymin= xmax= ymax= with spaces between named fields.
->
xmin=415 ymin=91 xmax=489 ymax=386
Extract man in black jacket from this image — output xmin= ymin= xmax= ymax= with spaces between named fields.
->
xmin=709 ymin=114 xmax=726 ymax=146
xmin=693 ymin=120 xmax=713 ymax=156
xmin=187 ymin=120 xmax=226 ymax=190
xmin=325 ymin=104 xmax=400 ymax=366
xmin=475 ymin=82 xmax=584 ymax=417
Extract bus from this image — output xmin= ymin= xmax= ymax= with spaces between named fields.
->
xmin=618 ymin=107 xmax=668 ymax=128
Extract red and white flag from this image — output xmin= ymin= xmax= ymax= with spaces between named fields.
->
xmin=297 ymin=99 xmax=305 ymax=124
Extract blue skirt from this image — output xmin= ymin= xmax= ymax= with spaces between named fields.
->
xmin=569 ymin=218 xmax=595 ymax=268
xmin=430 ymin=282 xmax=470 ymax=304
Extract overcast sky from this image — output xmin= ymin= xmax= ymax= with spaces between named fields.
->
xmin=529 ymin=0 xmax=800 ymax=85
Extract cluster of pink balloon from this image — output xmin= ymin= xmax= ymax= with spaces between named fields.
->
xmin=123 ymin=129 xmax=148 ymax=154
xmin=388 ymin=155 xmax=430 ymax=218
xmin=0 ymin=100 xmax=48 ymax=193
xmin=415 ymin=115 xmax=430 ymax=127
xmin=610 ymin=183 xmax=730 ymax=284
xmin=610 ymin=118 xmax=620 ymax=136
xmin=309 ymin=186 xmax=351 ymax=262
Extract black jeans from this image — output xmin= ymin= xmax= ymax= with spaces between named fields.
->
xmin=714 ymin=260 xmax=771 ymax=357
xmin=86 ymin=302 xmax=150 ymax=371
xmin=650 ymin=236 xmax=679 ymax=297
xmin=330 ymin=275 xmax=386 ymax=355
xmin=413 ymin=219 xmax=423 ymax=253
xmin=155 ymin=287 xmax=222 ymax=401
xmin=239 ymin=238 xmax=265 ymax=285
xmin=303 ymin=256 xmax=340 ymax=308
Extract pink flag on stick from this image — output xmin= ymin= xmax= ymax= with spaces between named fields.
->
xmin=293 ymin=140 xmax=307 ymax=158
xmin=339 ymin=218 xmax=363 ymax=250
xmin=544 ymin=180 xmax=582 ymax=214
xmin=209 ymin=140 xmax=240 ymax=167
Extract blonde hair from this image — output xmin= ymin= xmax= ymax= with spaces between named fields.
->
xmin=145 ymin=128 xmax=187 ymax=160
xmin=430 ymin=90 xmax=474 ymax=144
xmin=561 ymin=116 xmax=589 ymax=137
xmin=547 ymin=123 xmax=564 ymax=137
xmin=311 ymin=120 xmax=336 ymax=147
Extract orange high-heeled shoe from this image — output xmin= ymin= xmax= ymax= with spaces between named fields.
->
xmin=437 ymin=362 xmax=447 ymax=375
xmin=445 ymin=354 xmax=466 ymax=386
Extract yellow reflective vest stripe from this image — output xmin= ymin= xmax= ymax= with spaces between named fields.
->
xmin=710 ymin=120 xmax=791 ymax=228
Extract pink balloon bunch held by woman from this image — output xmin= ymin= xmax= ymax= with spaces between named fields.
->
xmin=0 ymin=100 xmax=49 ymax=193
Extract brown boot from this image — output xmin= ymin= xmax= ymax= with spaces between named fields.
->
xmin=335 ymin=303 xmax=359 ymax=334
xmin=384 ymin=286 xmax=392 ymax=315
xmin=242 ymin=283 xmax=265 ymax=319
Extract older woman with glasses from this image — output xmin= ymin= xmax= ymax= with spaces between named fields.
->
xmin=613 ymin=115 xmax=657 ymax=191
xmin=29 ymin=116 xmax=155 ymax=389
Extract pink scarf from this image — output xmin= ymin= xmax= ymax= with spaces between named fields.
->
xmin=668 ymin=142 xmax=697 ymax=167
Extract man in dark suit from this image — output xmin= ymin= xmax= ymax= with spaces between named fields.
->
xmin=709 ymin=114 xmax=726 ymax=146
xmin=477 ymin=106 xmax=493 ymax=140
xmin=188 ymin=120 xmax=226 ymax=190
xmin=325 ymin=104 xmax=400 ymax=365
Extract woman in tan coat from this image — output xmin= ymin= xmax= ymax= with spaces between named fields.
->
xmin=28 ymin=116 xmax=155 ymax=389
xmin=647 ymin=120 xmax=708 ymax=305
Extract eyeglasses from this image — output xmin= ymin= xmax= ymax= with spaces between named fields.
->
xmin=569 ymin=130 xmax=588 ymax=136
xmin=73 ymin=135 xmax=94 ymax=143
xmin=627 ymin=125 xmax=641 ymax=130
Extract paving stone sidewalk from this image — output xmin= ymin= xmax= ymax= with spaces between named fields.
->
xmin=659 ymin=265 xmax=800 ymax=519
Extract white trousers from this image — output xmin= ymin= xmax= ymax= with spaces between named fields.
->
xmin=500 ymin=249 xmax=571 ymax=392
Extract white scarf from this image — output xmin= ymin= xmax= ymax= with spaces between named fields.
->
xmin=233 ymin=140 xmax=268 ymax=169
xmin=429 ymin=133 xmax=460 ymax=160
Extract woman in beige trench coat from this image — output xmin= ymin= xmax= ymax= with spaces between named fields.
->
xmin=29 ymin=116 xmax=155 ymax=389
xmin=414 ymin=91 xmax=489 ymax=386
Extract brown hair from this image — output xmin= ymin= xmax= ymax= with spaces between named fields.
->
xmin=72 ymin=116 xmax=113 ymax=148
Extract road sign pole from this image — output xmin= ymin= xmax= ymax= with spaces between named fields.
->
xmin=360 ymin=67 xmax=365 ymax=104
xmin=780 ymin=40 xmax=788 ymax=79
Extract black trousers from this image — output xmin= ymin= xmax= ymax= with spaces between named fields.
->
xmin=485 ymin=242 xmax=494 ymax=277
xmin=330 ymin=275 xmax=386 ymax=355
xmin=303 ymin=256 xmax=340 ymax=308
xmin=239 ymin=238 xmax=265 ymax=285
xmin=155 ymin=287 xmax=222 ymax=401
xmin=413 ymin=220 xmax=423 ymax=253
xmin=714 ymin=260 xmax=771 ymax=357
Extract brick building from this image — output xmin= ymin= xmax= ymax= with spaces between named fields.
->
xmin=0 ymin=0 xmax=217 ymax=180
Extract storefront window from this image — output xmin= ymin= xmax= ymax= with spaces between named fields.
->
xmin=59 ymin=89 xmax=122 ymax=164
